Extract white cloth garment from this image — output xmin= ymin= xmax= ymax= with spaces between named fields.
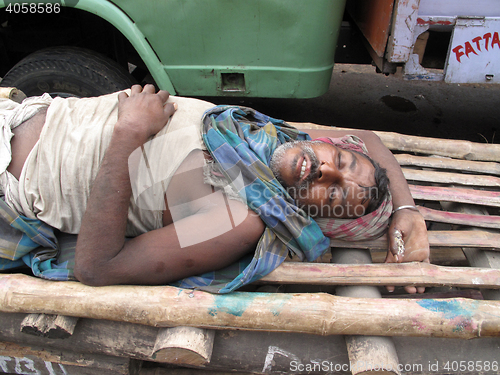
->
xmin=0 ymin=93 xmax=53 ymax=211
xmin=8 ymin=91 xmax=215 ymax=236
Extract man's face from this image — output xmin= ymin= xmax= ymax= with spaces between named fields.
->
xmin=270 ymin=140 xmax=377 ymax=218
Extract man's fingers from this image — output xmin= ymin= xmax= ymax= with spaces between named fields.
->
xmin=142 ymin=84 xmax=156 ymax=94
xmin=117 ymin=91 xmax=129 ymax=102
xmin=388 ymin=228 xmax=404 ymax=263
xmin=404 ymin=285 xmax=417 ymax=294
xmin=384 ymin=243 xmax=402 ymax=264
xmin=164 ymin=102 xmax=177 ymax=118
xmin=156 ymin=90 xmax=170 ymax=104
xmin=386 ymin=285 xmax=425 ymax=294
xmin=404 ymin=286 xmax=425 ymax=294
xmin=384 ymin=250 xmax=395 ymax=264
xmin=129 ymin=84 xmax=155 ymax=95
xmin=130 ymin=84 xmax=143 ymax=94
xmin=128 ymin=84 xmax=169 ymax=101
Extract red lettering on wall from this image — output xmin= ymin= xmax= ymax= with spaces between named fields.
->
xmin=492 ymin=32 xmax=500 ymax=49
xmin=472 ymin=36 xmax=482 ymax=52
xmin=464 ymin=41 xmax=478 ymax=58
xmin=452 ymin=31 xmax=500 ymax=63
xmin=453 ymin=45 xmax=465 ymax=63
xmin=483 ymin=33 xmax=492 ymax=51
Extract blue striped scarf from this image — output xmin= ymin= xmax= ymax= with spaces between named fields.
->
xmin=0 ymin=197 xmax=74 ymax=280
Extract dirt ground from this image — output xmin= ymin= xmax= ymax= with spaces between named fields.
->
xmin=203 ymin=63 xmax=500 ymax=145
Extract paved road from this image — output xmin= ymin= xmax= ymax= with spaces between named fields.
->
xmin=203 ymin=64 xmax=500 ymax=144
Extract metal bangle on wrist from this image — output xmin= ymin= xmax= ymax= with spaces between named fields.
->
xmin=392 ymin=205 xmax=419 ymax=215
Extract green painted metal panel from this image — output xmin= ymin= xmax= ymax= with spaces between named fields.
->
xmin=1 ymin=0 xmax=346 ymax=98
xmin=110 ymin=0 xmax=346 ymax=98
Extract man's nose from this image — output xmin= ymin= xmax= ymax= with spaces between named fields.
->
xmin=318 ymin=161 xmax=343 ymax=184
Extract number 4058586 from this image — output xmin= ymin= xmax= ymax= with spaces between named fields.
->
xmin=5 ymin=2 xmax=61 ymax=14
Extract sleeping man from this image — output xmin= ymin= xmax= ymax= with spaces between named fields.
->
xmin=1 ymin=85 xmax=429 ymax=293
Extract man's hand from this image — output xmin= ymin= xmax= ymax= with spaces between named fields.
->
xmin=385 ymin=208 xmax=430 ymax=294
xmin=116 ymin=84 xmax=176 ymax=146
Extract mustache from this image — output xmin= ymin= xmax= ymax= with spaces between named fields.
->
xmin=296 ymin=145 xmax=319 ymax=189
xmin=303 ymin=159 xmax=319 ymax=185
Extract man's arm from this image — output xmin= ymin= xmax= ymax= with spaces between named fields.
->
xmin=74 ymin=85 xmax=265 ymax=286
xmin=74 ymin=84 xmax=174 ymax=284
xmin=306 ymin=128 xmax=429 ymax=293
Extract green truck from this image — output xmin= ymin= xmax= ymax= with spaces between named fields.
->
xmin=0 ymin=0 xmax=346 ymax=98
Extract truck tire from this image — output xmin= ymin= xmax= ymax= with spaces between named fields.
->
xmin=0 ymin=47 xmax=136 ymax=97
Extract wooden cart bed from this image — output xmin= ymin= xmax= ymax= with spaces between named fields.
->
xmin=1 ymin=124 xmax=500 ymax=375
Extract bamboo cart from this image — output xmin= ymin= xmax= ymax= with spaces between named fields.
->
xmin=1 ymin=123 xmax=500 ymax=375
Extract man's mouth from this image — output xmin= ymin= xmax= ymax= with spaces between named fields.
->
xmin=294 ymin=144 xmax=319 ymax=187
xmin=299 ymin=158 xmax=307 ymax=179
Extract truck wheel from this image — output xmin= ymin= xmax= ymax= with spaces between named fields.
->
xmin=0 ymin=47 xmax=136 ymax=97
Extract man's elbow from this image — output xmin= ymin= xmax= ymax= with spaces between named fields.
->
xmin=73 ymin=259 xmax=110 ymax=287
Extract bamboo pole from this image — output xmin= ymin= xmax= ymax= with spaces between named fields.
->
xmin=403 ymin=168 xmax=500 ymax=187
xmin=0 ymin=87 xmax=18 ymax=99
xmin=259 ymin=262 xmax=500 ymax=289
xmin=373 ymin=131 xmax=500 ymax=162
xmin=418 ymin=206 xmax=500 ymax=229
xmin=0 ymin=87 xmax=26 ymax=104
xmin=329 ymin=230 xmax=500 ymax=250
xmin=20 ymin=313 xmax=79 ymax=339
xmin=152 ymin=326 xmax=215 ymax=366
xmin=409 ymin=184 xmax=500 ymax=207
xmin=395 ymin=154 xmax=500 ymax=176
xmin=1 ymin=274 xmax=500 ymax=339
